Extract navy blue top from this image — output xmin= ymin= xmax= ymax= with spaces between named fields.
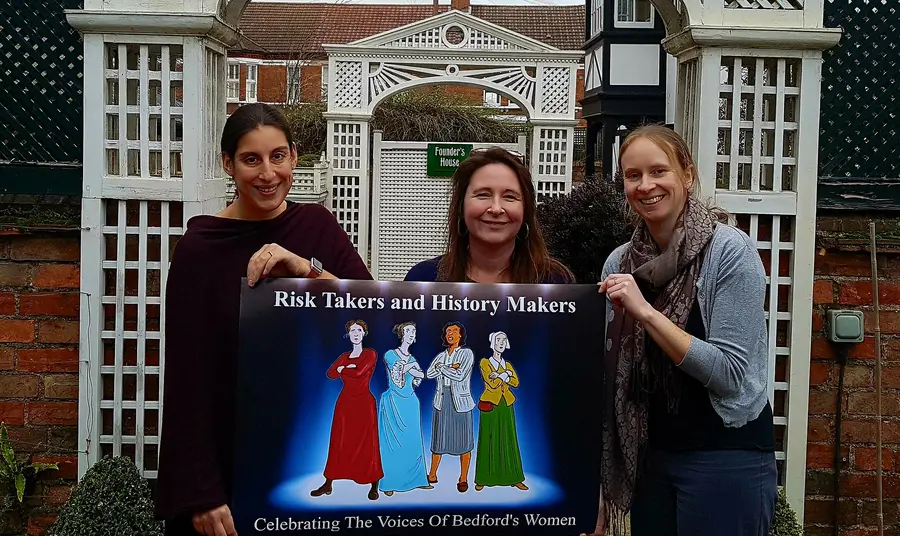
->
xmin=404 ymin=255 xmax=573 ymax=284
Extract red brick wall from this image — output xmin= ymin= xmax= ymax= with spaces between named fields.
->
xmin=300 ymin=65 xmax=323 ymax=103
xmin=259 ymin=64 xmax=287 ymax=104
xmin=805 ymin=215 xmax=900 ymax=536
xmin=0 ymin=230 xmax=80 ymax=534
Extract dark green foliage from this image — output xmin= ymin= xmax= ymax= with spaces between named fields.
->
xmin=0 ymin=422 xmax=57 ymax=511
xmin=370 ymin=88 xmax=521 ymax=144
xmin=47 ymin=456 xmax=162 ymax=536
xmin=769 ymin=488 xmax=803 ymax=536
xmin=537 ymin=174 xmax=634 ymax=284
xmin=280 ymin=87 xmax=522 ymax=155
xmin=281 ymin=102 xmax=329 ymax=157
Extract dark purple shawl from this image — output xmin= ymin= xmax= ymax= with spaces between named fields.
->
xmin=155 ymin=202 xmax=372 ymax=527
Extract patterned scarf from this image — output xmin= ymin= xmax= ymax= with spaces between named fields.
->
xmin=600 ymin=197 xmax=717 ymax=535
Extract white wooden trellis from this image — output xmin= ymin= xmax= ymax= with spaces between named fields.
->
xmin=323 ymin=9 xmax=583 ymax=264
xmin=66 ymin=6 xmax=235 ymax=481
xmin=665 ymin=3 xmax=840 ymax=519
xmin=64 ymin=0 xmax=840 ymax=523
xmin=370 ymin=132 xmax=528 ymax=281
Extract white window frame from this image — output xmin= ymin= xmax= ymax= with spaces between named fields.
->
xmin=246 ymin=64 xmax=258 ymax=103
xmin=590 ymin=0 xmax=603 ymax=37
xmin=483 ymin=90 xmax=501 ymax=107
xmin=287 ymin=63 xmax=302 ymax=104
xmin=227 ymin=62 xmax=240 ymax=102
xmin=321 ymin=65 xmax=329 ymax=100
xmin=614 ymin=0 xmax=654 ymax=28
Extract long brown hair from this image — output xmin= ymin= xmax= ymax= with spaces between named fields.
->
xmin=436 ymin=147 xmax=575 ymax=284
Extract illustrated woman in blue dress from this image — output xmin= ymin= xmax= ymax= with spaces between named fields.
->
xmin=377 ymin=321 xmax=432 ymax=496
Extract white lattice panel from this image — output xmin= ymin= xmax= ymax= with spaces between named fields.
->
xmin=331 ymin=175 xmax=362 ymax=247
xmin=467 ymin=28 xmax=519 ymax=50
xmin=332 ymin=123 xmax=363 ymax=170
xmin=716 ymin=56 xmax=799 ymax=193
xmin=94 ymin=200 xmax=184 ymax=480
xmin=373 ymin=148 xmax=451 ymax=281
xmin=370 ymin=138 xmax=523 ymax=280
xmin=386 ymin=28 xmax=442 ymax=48
xmin=81 ymin=34 xmax=227 ymax=481
xmin=104 ymin=43 xmax=184 ymax=179
xmin=334 ymin=61 xmax=363 ymax=108
xmin=533 ymin=127 xmax=573 ymax=200
xmin=539 ymin=67 xmax=570 ymax=115
xmin=726 ymin=0 xmax=803 ymax=8
xmin=536 ymin=180 xmax=566 ymax=202
xmin=711 ymin=53 xmax=808 ymax=491
xmin=536 ymin=128 xmax=569 ymax=176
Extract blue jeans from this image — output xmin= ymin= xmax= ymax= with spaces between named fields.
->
xmin=630 ymin=449 xmax=777 ymax=536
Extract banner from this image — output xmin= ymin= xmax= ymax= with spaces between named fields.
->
xmin=233 ymin=279 xmax=604 ymax=535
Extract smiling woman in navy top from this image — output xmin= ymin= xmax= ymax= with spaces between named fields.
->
xmin=404 ymin=147 xmax=574 ymax=285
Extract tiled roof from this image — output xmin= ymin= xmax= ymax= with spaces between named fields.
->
xmin=471 ymin=5 xmax=585 ymax=50
xmin=235 ymin=2 xmax=585 ymax=56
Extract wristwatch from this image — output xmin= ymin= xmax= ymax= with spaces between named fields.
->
xmin=306 ymin=257 xmax=323 ymax=278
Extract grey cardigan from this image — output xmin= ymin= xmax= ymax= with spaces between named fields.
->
xmin=602 ymin=223 xmax=770 ymax=428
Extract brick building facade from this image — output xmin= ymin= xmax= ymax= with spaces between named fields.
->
xmin=225 ymin=1 xmax=586 ymax=124
xmin=804 ymin=215 xmax=900 ymax=536
xmin=0 ymin=229 xmax=81 ymax=534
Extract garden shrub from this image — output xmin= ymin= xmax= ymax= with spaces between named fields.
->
xmin=770 ymin=488 xmax=803 ymax=536
xmin=537 ymin=174 xmax=634 ymax=284
xmin=280 ymin=87 xmax=522 ymax=155
xmin=46 ymin=456 xmax=162 ymax=536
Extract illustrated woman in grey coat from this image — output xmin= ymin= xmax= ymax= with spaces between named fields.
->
xmin=425 ymin=321 xmax=475 ymax=492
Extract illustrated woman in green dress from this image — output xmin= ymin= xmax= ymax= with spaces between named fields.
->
xmin=474 ymin=331 xmax=527 ymax=491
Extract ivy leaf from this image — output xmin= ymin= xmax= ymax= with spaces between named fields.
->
xmin=30 ymin=462 xmax=59 ymax=474
xmin=15 ymin=473 xmax=24 ymax=503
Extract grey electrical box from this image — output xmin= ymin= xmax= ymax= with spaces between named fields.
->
xmin=827 ymin=309 xmax=864 ymax=343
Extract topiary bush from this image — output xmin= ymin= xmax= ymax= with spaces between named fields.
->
xmin=536 ymin=174 xmax=634 ymax=284
xmin=769 ymin=488 xmax=803 ymax=536
xmin=46 ymin=456 xmax=162 ymax=536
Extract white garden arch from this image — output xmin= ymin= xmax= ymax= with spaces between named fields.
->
xmin=65 ymin=0 xmax=840 ymax=521
xmin=321 ymin=9 xmax=582 ymax=257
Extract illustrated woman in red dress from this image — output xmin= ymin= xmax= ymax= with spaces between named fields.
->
xmin=311 ymin=320 xmax=384 ymax=500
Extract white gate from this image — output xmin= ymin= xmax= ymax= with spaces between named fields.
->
xmin=370 ymin=131 xmax=528 ymax=281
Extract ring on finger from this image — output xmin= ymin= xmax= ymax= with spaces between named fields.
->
xmin=267 ymin=251 xmax=274 ymax=258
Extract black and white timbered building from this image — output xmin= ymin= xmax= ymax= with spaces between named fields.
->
xmin=582 ymin=0 xmax=676 ymax=178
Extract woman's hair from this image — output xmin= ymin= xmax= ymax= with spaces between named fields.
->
xmin=437 ymin=147 xmax=574 ymax=284
xmin=220 ymin=102 xmax=295 ymax=160
xmin=345 ymin=319 xmax=369 ymax=336
xmin=441 ymin=321 xmax=467 ymax=347
xmin=393 ymin=321 xmax=416 ymax=339
xmin=617 ymin=124 xmax=727 ymax=222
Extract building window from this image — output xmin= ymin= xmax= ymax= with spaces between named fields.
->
xmin=321 ymin=65 xmax=329 ymax=100
xmin=483 ymin=91 xmax=500 ymax=107
xmin=246 ymin=64 xmax=258 ymax=103
xmin=590 ymin=0 xmax=603 ymax=37
xmin=287 ymin=63 xmax=302 ymax=104
xmin=615 ymin=0 xmax=653 ymax=27
xmin=227 ymin=62 xmax=240 ymax=101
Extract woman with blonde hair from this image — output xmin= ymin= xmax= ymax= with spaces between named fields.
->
xmin=597 ymin=124 xmax=776 ymax=536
